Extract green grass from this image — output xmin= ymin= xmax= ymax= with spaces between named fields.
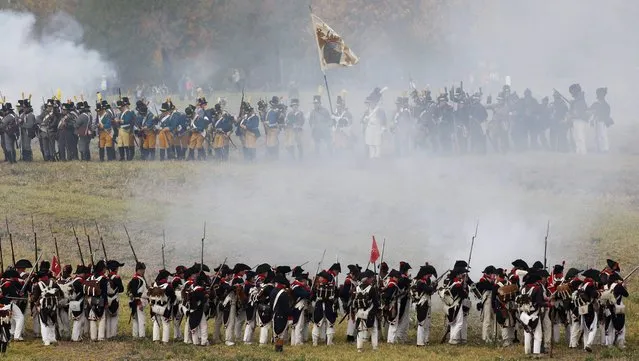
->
xmin=1 ymin=154 xmax=639 ymax=360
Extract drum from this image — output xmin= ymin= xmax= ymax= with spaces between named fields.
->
xmin=555 ymin=283 xmax=573 ymax=300
xmin=497 ymin=284 xmax=519 ymax=303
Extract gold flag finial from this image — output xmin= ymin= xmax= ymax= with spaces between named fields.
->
xmin=97 ymin=92 xmax=102 ymax=102
xmin=56 ymin=89 xmax=62 ymax=101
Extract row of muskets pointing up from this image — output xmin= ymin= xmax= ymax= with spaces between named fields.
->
xmin=0 ymin=219 xmax=634 ymax=356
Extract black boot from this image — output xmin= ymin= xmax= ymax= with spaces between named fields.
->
xmin=107 ymin=147 xmax=116 ymax=161
xmin=24 ymin=150 xmax=32 ymax=162
xmin=118 ymin=147 xmax=125 ymax=161
xmin=79 ymin=152 xmax=85 ymax=161
xmin=346 ymin=335 xmax=355 ymax=343
xmin=197 ymin=149 xmax=205 ymax=160
xmin=149 ymin=149 xmax=156 ymax=161
xmin=85 ymin=150 xmax=91 ymax=161
xmin=140 ymin=149 xmax=147 ymax=161
xmin=160 ymin=149 xmax=166 ymax=161
xmin=99 ymin=148 xmax=105 ymax=162
xmin=187 ymin=149 xmax=195 ymax=161
xmin=127 ymin=146 xmax=134 ymax=160
xmin=9 ymin=152 xmax=17 ymax=164
xmin=179 ymin=147 xmax=186 ymax=160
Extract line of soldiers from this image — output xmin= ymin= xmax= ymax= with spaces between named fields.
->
xmin=0 ymin=254 xmax=630 ymax=355
xmin=0 ymin=82 xmax=616 ymax=164
xmin=408 ymin=83 xmax=613 ymax=156
xmin=0 ymin=92 xmax=351 ymax=164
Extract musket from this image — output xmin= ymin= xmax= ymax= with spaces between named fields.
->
xmin=200 ymin=222 xmax=206 ymax=273
xmin=623 ymin=265 xmax=639 ymax=283
xmin=32 ymin=215 xmax=38 ymax=272
xmin=72 ymin=225 xmax=85 ymax=266
xmin=378 ymin=238 xmax=386 ymax=277
xmin=210 ymin=257 xmax=228 ymax=285
xmin=434 ymin=269 xmax=451 ymax=285
xmin=84 ymin=223 xmax=95 ymax=266
xmin=5 ymin=217 xmax=15 ymax=266
xmin=552 ymin=88 xmax=571 ymax=105
xmin=312 ymin=249 xmax=327 ymax=289
xmin=20 ymin=252 xmax=43 ymax=294
xmin=468 ymin=220 xmax=479 ymax=267
xmin=161 ymin=229 xmax=166 ymax=270
xmin=0 ymin=235 xmax=3 ymax=271
xmin=50 ymin=223 xmax=60 ymax=265
xmin=95 ymin=221 xmax=107 ymax=260
xmin=123 ymin=224 xmax=147 ymax=284
xmin=543 ymin=221 xmax=550 ymax=269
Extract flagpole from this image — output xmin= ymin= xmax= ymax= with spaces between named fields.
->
xmin=309 ymin=4 xmax=334 ymax=114
xmin=323 ymin=74 xmax=334 ymax=114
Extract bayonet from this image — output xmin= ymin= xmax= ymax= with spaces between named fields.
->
xmin=72 ymin=224 xmax=85 ymax=266
xmin=32 ymin=215 xmax=38 ymax=272
xmin=84 ymin=223 xmax=95 ymax=266
xmin=5 ymin=217 xmax=15 ymax=266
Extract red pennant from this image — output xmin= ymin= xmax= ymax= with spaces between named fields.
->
xmin=51 ymin=255 xmax=61 ymax=278
xmin=370 ymin=236 xmax=380 ymax=264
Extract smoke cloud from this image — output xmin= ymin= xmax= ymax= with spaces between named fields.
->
xmin=0 ymin=11 xmax=114 ymax=102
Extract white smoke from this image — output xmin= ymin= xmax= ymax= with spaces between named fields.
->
xmin=0 ymin=11 xmax=114 ymax=104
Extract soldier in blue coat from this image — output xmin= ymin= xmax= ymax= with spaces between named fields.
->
xmin=239 ymin=102 xmax=260 ymax=161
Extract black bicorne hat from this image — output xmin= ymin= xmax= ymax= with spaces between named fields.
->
xmin=121 ymin=97 xmax=131 ymax=106
xmin=415 ymin=265 xmax=437 ymax=279
xmin=606 ymin=259 xmax=620 ymax=272
xmin=511 ymin=259 xmax=529 ymax=271
xmin=329 ymin=263 xmax=341 ymax=273
xmin=399 ymin=261 xmax=412 ymax=274
xmin=482 ymin=265 xmax=496 ymax=275
xmin=313 ymin=95 xmax=321 ymax=104
xmin=274 ymin=274 xmax=290 ymax=287
xmin=531 ymin=261 xmax=544 ymax=270
xmin=107 ymin=260 xmax=125 ymax=271
xmin=255 ymin=263 xmax=271 ymax=274
xmin=156 ymin=269 xmax=171 ymax=283
xmin=347 ymin=264 xmax=361 ymax=276
xmin=553 ymin=264 xmax=564 ymax=274
xmin=15 ymin=259 xmax=33 ymax=269
xmin=388 ymin=269 xmax=401 ymax=279
xmin=290 ymin=98 xmax=299 ymax=106
xmin=275 ymin=266 xmax=292 ymax=275
xmin=232 ymin=263 xmax=251 ymax=274
xmin=136 ymin=262 xmax=146 ymax=271
xmin=291 ymin=266 xmax=305 ymax=278
xmin=93 ymin=260 xmax=106 ymax=274
xmin=269 ymin=96 xmax=280 ymax=105
xmin=160 ymin=102 xmax=171 ymax=113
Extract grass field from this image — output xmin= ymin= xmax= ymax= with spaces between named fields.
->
xmin=1 ymin=151 xmax=639 ymax=360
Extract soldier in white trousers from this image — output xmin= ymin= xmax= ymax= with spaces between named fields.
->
xmin=568 ymin=83 xmax=589 ymax=155
xmin=590 ymin=87 xmax=612 ymax=153
xmin=127 ymin=262 xmax=148 ymax=339
xmin=106 ymin=260 xmax=125 ymax=339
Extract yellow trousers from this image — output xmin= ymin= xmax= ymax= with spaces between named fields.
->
xmin=189 ymin=132 xmax=205 ymax=149
xmin=244 ymin=132 xmax=257 ymax=149
xmin=213 ymin=133 xmax=229 ymax=149
xmin=143 ymin=132 xmax=157 ymax=149
xmin=117 ymin=128 xmax=133 ymax=147
xmin=158 ymin=128 xmax=173 ymax=149
xmin=99 ymin=130 xmax=113 ymax=148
